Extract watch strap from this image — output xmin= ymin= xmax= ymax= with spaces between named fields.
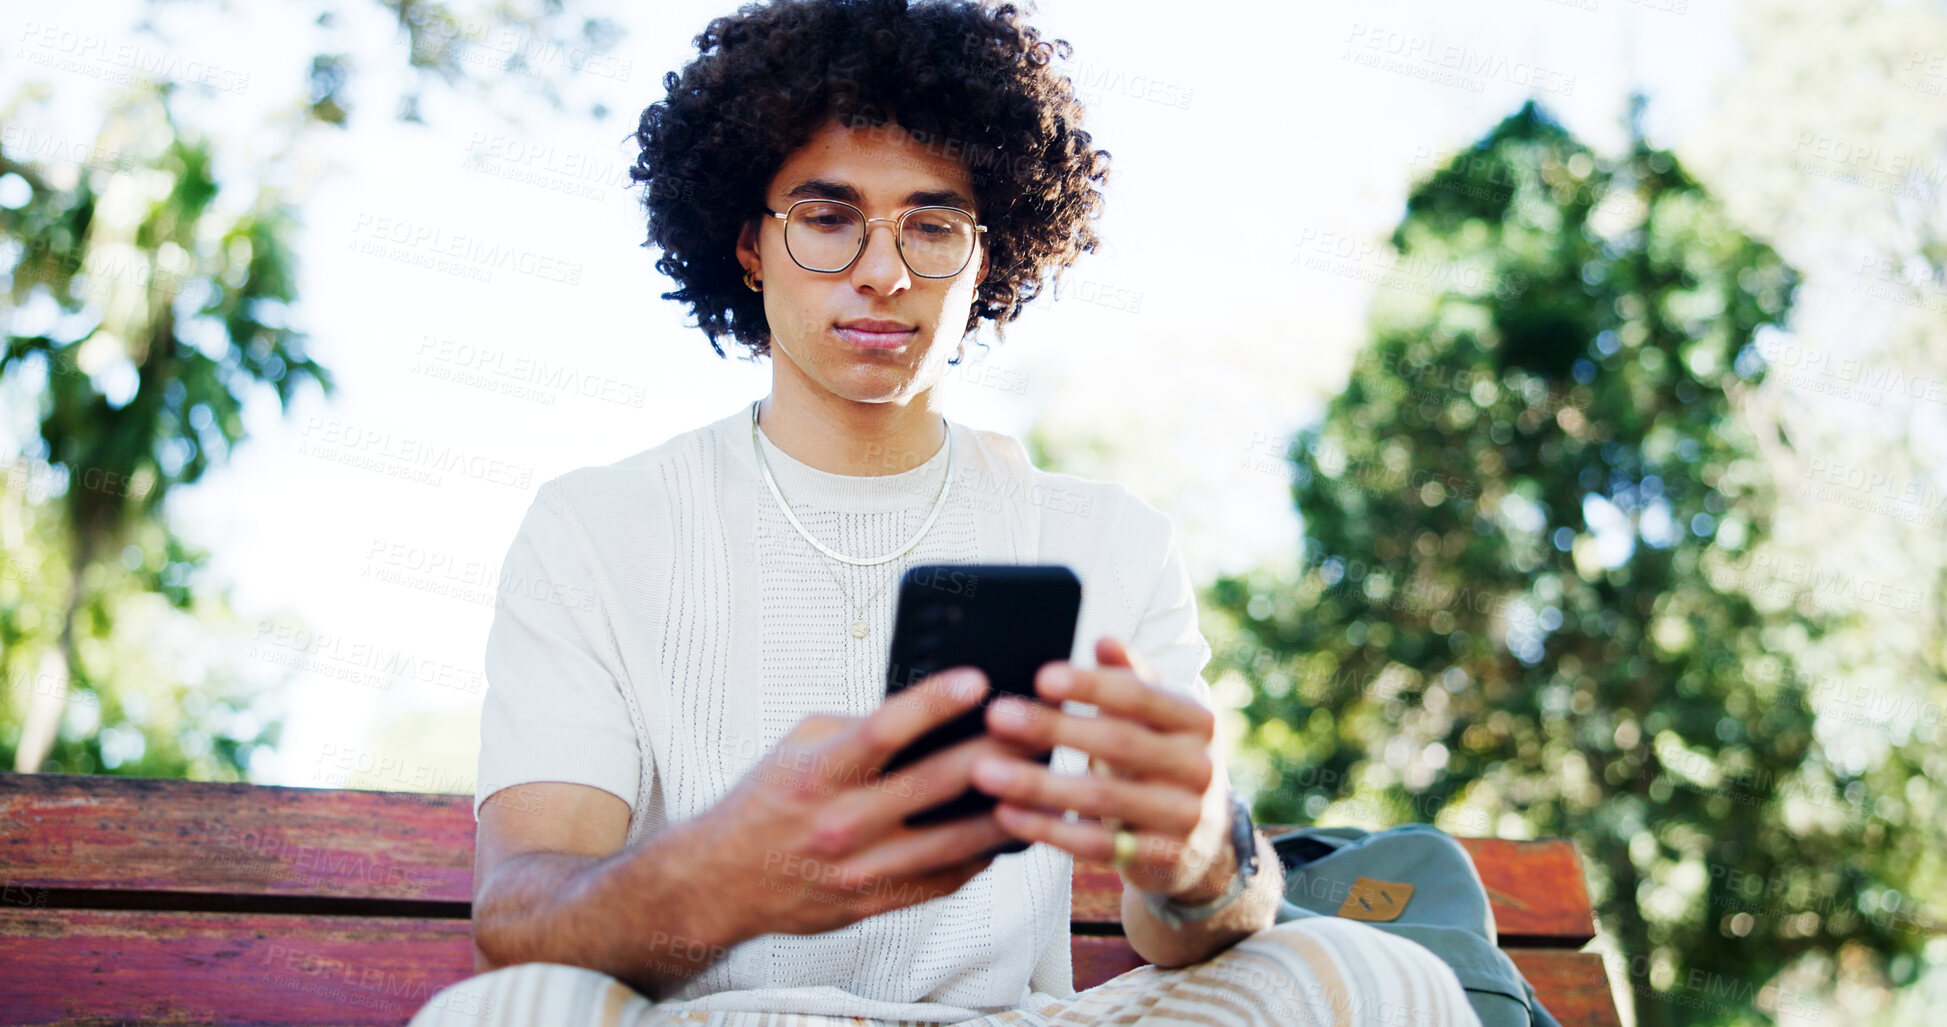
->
xmin=1138 ymin=789 xmax=1257 ymax=929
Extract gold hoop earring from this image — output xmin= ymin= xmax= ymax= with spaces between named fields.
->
xmin=744 ymin=268 xmax=763 ymax=293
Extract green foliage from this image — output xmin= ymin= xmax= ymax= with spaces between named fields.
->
xmin=2 ymin=0 xmax=623 ymax=782
xmin=1207 ymin=101 xmax=1933 ymax=1025
xmin=0 ymin=85 xmax=330 ymax=778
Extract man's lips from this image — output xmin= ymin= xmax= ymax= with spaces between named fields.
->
xmin=835 ymin=324 xmax=918 ymax=349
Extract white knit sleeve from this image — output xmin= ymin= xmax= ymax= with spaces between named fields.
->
xmin=1028 ymin=912 xmax=1077 ymax=1000
xmin=1119 ymin=494 xmax=1214 ymax=712
xmin=475 ymin=480 xmax=643 ymax=820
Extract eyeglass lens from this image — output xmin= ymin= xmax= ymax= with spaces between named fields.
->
xmin=784 ymin=202 xmax=976 ymax=277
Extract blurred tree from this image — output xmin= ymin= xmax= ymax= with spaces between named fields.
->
xmin=1686 ymin=5 xmax=1947 ymax=1014
xmin=1204 ymin=100 xmax=1934 ymax=1026
xmin=1 ymin=0 xmax=623 ymax=778
xmin=0 ymin=85 xmax=328 ymax=776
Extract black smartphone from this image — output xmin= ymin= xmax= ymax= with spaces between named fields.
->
xmin=882 ymin=563 xmax=1083 ymax=855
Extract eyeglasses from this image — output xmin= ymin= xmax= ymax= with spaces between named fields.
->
xmin=763 ymin=198 xmax=987 ymax=279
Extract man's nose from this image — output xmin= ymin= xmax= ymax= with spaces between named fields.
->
xmin=851 ymin=220 xmax=912 ymax=291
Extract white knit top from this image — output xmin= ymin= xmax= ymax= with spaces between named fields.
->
xmin=476 ymin=402 xmax=1215 ymax=1022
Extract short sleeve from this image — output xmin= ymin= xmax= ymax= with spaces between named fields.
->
xmin=1122 ymin=500 xmax=1214 ymax=712
xmin=475 ymin=480 xmax=644 ymax=820
xmin=1028 ymin=912 xmax=1077 ymax=1000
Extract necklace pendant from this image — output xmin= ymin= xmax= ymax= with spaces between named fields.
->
xmin=850 ymin=618 xmax=869 ymax=639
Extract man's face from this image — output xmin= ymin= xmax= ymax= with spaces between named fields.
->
xmin=737 ymin=115 xmax=989 ymax=405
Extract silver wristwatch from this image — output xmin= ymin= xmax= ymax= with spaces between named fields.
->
xmin=1137 ymin=788 xmax=1259 ymax=930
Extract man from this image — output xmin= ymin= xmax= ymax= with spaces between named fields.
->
xmin=410 ymin=1 xmax=1480 ymax=1024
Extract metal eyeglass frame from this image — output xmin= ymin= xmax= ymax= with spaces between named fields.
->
xmin=763 ymin=198 xmax=988 ymax=279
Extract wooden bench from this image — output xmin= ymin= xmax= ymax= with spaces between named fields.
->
xmin=0 ymin=773 xmax=1619 ymax=1024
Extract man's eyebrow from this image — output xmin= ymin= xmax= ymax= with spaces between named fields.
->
xmin=782 ymin=178 xmax=977 ymax=212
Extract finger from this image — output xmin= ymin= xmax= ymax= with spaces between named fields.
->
xmin=985 ymin=696 xmax=1210 ymax=789
xmin=814 ymin=732 xmax=1031 ymax=847
xmin=968 ymin=752 xmax=1203 ymax=835
xmin=1036 ymin=658 xmax=1213 ymax=739
xmin=991 ymin=801 xmax=1189 ymax=871
xmin=822 ymin=667 xmax=989 ymax=779
xmin=840 ymin=809 xmax=1015 ymax=884
xmin=1096 ymin=635 xmax=1158 ymax=683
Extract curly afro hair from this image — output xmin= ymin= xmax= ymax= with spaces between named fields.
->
xmin=629 ymin=0 xmax=1111 ymax=360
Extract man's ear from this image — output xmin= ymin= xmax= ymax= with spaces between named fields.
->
xmin=736 ymin=217 xmax=760 ymax=277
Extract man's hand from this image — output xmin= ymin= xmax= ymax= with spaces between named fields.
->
xmin=692 ymin=666 xmax=1037 ymax=943
xmin=966 ymin=636 xmax=1232 ymax=901
xmin=466 ymin=668 xmax=1037 ymax=998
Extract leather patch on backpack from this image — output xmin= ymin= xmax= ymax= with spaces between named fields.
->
xmin=1338 ymin=877 xmax=1415 ymax=922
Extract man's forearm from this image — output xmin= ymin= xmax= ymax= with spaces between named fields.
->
xmin=472 ymin=818 xmax=746 ymax=998
xmin=1121 ymin=829 xmax=1282 ymax=968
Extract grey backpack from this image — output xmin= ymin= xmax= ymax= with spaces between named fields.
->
xmin=1270 ymin=824 xmax=1563 ymax=1027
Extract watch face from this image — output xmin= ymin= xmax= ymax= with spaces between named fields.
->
xmin=1232 ymin=792 xmax=1258 ymax=877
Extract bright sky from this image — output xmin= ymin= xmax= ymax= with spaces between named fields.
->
xmin=1 ymin=0 xmax=1746 ymax=794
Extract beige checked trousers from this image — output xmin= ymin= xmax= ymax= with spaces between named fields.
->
xmin=407 ymin=916 xmax=1483 ymax=1027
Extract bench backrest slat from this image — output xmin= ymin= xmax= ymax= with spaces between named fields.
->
xmin=2 ymin=773 xmax=1592 ymax=943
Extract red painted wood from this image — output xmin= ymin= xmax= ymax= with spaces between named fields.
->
xmin=1071 ymin=934 xmax=1151 ymax=991
xmin=0 ymin=907 xmax=1620 ymax=1024
xmin=1510 ymin=949 xmax=1623 ymax=1027
xmin=4 ymin=778 xmax=1594 ymax=943
xmin=1461 ymin=838 xmax=1598 ymax=944
xmin=0 ymin=908 xmax=475 ymax=1026
xmin=1 ymin=773 xmax=474 ymax=904
xmin=0 ymin=774 xmax=1615 ymax=1025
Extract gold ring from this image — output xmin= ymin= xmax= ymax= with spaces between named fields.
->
xmin=1111 ymin=827 xmax=1137 ymax=870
